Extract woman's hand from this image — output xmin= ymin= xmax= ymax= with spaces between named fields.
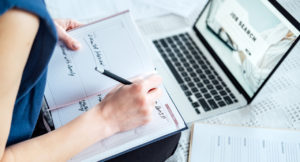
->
xmin=54 ymin=19 xmax=83 ymax=50
xmin=97 ymin=74 xmax=163 ymax=134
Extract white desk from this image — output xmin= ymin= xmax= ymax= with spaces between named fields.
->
xmin=45 ymin=1 xmax=300 ymax=161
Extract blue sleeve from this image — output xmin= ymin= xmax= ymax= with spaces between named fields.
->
xmin=1 ymin=0 xmax=59 ymax=146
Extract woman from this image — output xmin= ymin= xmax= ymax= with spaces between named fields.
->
xmin=0 ymin=0 xmax=180 ymax=161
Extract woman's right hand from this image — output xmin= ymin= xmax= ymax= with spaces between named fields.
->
xmin=96 ymin=74 xmax=163 ymax=134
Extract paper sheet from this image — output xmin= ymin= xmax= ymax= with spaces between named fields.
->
xmin=143 ymin=0 xmax=208 ymax=18
xmin=45 ymin=0 xmax=169 ymax=22
xmin=190 ymin=123 xmax=300 ymax=162
xmin=130 ymin=0 xmax=169 ymax=20
xmin=44 ymin=12 xmax=186 ymax=161
xmin=45 ymin=0 xmax=130 ymax=21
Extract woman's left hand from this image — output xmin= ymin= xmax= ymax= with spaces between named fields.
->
xmin=54 ymin=19 xmax=83 ymax=50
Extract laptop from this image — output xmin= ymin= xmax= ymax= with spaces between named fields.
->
xmin=147 ymin=0 xmax=300 ymax=123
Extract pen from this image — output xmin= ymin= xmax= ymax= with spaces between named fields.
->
xmin=95 ymin=67 xmax=132 ymax=85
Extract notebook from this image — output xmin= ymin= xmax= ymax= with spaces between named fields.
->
xmin=189 ymin=123 xmax=300 ymax=162
xmin=44 ymin=11 xmax=186 ymax=161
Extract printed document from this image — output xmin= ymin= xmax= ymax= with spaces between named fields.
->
xmin=189 ymin=123 xmax=300 ymax=162
xmin=44 ymin=11 xmax=186 ymax=161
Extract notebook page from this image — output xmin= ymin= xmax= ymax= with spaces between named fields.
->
xmin=66 ymin=87 xmax=185 ymax=161
xmin=45 ymin=11 xmax=153 ymax=109
xmin=143 ymin=0 xmax=208 ymax=18
xmin=189 ymin=123 xmax=300 ymax=162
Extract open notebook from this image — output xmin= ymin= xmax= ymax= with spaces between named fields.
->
xmin=44 ymin=11 xmax=186 ymax=161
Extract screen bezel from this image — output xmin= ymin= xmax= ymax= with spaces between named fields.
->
xmin=192 ymin=0 xmax=300 ymax=103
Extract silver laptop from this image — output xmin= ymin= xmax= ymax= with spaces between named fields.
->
xmin=147 ymin=0 xmax=300 ymax=123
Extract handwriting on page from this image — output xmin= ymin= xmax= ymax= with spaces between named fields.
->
xmin=85 ymin=32 xmax=108 ymax=72
xmin=78 ymin=94 xmax=103 ymax=112
xmin=59 ymin=44 xmax=76 ymax=76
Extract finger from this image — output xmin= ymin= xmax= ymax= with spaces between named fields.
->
xmin=147 ymin=87 xmax=163 ymax=102
xmin=58 ymin=28 xmax=81 ymax=50
xmin=66 ymin=19 xmax=83 ymax=31
xmin=142 ymin=74 xmax=162 ymax=93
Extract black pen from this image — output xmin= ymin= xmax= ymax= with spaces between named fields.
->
xmin=95 ymin=67 xmax=132 ymax=85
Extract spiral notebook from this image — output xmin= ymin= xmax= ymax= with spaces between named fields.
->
xmin=44 ymin=11 xmax=186 ymax=161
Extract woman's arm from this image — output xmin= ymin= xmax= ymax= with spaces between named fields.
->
xmin=4 ymin=75 xmax=162 ymax=161
xmin=0 ymin=9 xmax=40 ymax=160
xmin=0 ymin=9 xmax=162 ymax=162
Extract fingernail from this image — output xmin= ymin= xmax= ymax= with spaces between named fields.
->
xmin=72 ymin=42 xmax=80 ymax=49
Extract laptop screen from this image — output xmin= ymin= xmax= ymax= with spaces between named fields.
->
xmin=194 ymin=0 xmax=299 ymax=98
xmin=276 ymin=0 xmax=300 ymax=21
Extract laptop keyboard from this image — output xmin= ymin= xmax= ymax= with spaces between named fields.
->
xmin=153 ymin=33 xmax=238 ymax=114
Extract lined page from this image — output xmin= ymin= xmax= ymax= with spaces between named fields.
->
xmin=189 ymin=123 xmax=300 ymax=162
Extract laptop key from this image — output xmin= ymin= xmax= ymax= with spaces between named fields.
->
xmin=212 ymin=79 xmax=219 ymax=85
xmin=181 ymin=84 xmax=188 ymax=91
xmin=195 ymin=108 xmax=201 ymax=114
xmin=199 ymin=74 xmax=206 ymax=79
xmin=199 ymin=99 xmax=211 ymax=111
xmin=208 ymin=99 xmax=218 ymax=109
xmin=203 ymin=79 xmax=210 ymax=84
xmin=185 ymin=90 xmax=192 ymax=96
xmin=200 ymin=88 xmax=208 ymax=93
xmin=160 ymin=39 xmax=168 ymax=47
xmin=196 ymin=69 xmax=203 ymax=74
xmin=178 ymin=67 xmax=184 ymax=71
xmin=191 ymin=87 xmax=198 ymax=93
xmin=197 ymin=82 xmax=204 ymax=88
xmin=204 ymin=93 xmax=212 ymax=99
xmin=210 ymin=90 xmax=218 ymax=95
xmin=214 ymin=95 xmax=222 ymax=101
xmin=224 ymin=96 xmax=233 ymax=104
xmin=165 ymin=60 xmax=183 ymax=84
xmin=220 ymin=90 xmax=227 ymax=96
xmin=166 ymin=37 xmax=173 ymax=43
xmin=174 ymin=61 xmax=181 ymax=67
xmin=193 ymin=77 xmax=200 ymax=82
xmin=185 ymin=77 xmax=191 ymax=82
xmin=216 ymin=85 xmax=223 ymax=90
xmin=195 ymin=93 xmax=202 ymax=98
xmin=208 ymin=75 xmax=215 ymax=79
xmin=182 ymin=72 xmax=188 ymax=77
xmin=207 ymin=84 xmax=213 ymax=89
xmin=218 ymin=101 xmax=226 ymax=107
xmin=192 ymin=102 xmax=200 ymax=108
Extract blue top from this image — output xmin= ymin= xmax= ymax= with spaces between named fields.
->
xmin=0 ymin=0 xmax=58 ymax=146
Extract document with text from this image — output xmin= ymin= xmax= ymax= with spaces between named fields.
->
xmin=189 ymin=123 xmax=300 ymax=162
xmin=44 ymin=11 xmax=186 ymax=161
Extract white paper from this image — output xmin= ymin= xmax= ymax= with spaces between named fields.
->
xmin=143 ymin=0 xmax=208 ymax=18
xmin=190 ymin=123 xmax=300 ymax=162
xmin=45 ymin=0 xmax=127 ymax=21
xmin=45 ymin=0 xmax=168 ymax=22
xmin=44 ymin=12 xmax=186 ymax=161
xmin=130 ymin=0 xmax=169 ymax=20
